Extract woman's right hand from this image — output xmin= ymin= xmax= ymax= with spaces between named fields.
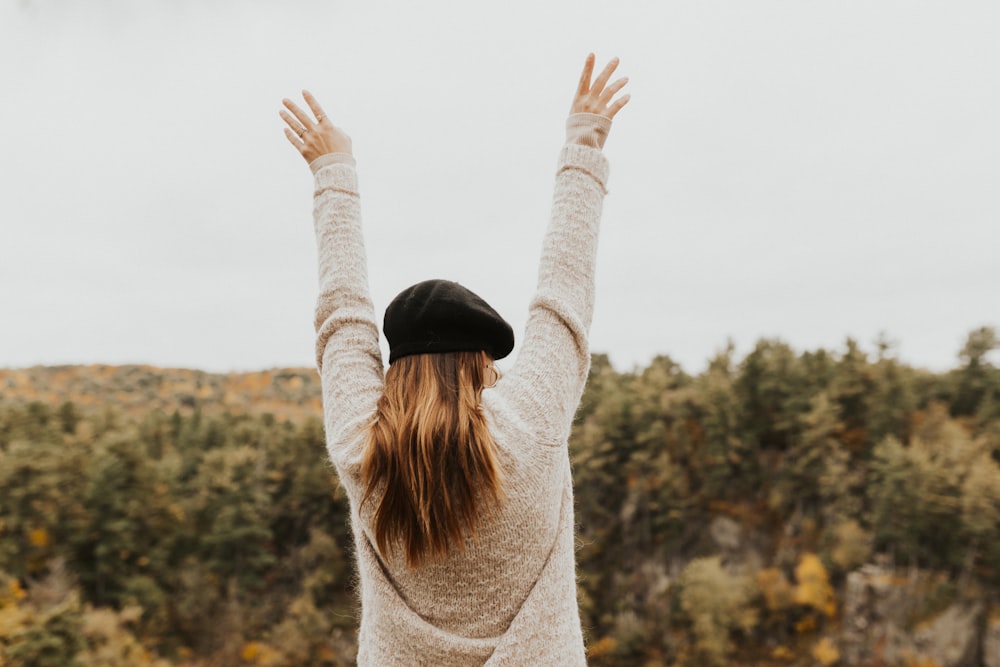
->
xmin=280 ymin=90 xmax=353 ymax=165
xmin=570 ymin=54 xmax=630 ymax=120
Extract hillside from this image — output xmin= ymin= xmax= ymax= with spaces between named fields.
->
xmin=0 ymin=365 xmax=323 ymax=422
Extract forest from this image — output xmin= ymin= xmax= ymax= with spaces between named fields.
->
xmin=1 ymin=327 xmax=999 ymax=666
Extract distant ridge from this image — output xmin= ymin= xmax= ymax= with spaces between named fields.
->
xmin=0 ymin=365 xmax=323 ymax=422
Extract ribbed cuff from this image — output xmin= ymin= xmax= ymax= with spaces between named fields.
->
xmin=565 ymin=113 xmax=612 ymax=149
xmin=309 ymin=152 xmax=357 ymax=174
xmin=313 ymin=155 xmax=360 ymax=196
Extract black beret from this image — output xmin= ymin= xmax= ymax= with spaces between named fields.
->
xmin=383 ymin=279 xmax=515 ymax=364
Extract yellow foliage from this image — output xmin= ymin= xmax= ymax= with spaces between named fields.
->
xmin=795 ymin=615 xmax=817 ymax=633
xmin=793 ymin=553 xmax=837 ymax=618
xmin=28 ymin=527 xmax=50 ymax=548
xmin=771 ymin=645 xmax=794 ymax=660
xmin=241 ymin=641 xmax=261 ymax=661
xmin=316 ymin=645 xmax=337 ymax=661
xmin=812 ymin=636 xmax=840 ymax=666
xmin=903 ymin=655 xmax=939 ymax=667
xmin=0 ymin=603 xmax=30 ymax=639
xmin=1 ymin=579 xmax=26 ymax=607
xmin=756 ymin=567 xmax=794 ymax=611
xmin=586 ymin=636 xmax=618 ymax=658
xmin=240 ymin=641 xmax=280 ymax=664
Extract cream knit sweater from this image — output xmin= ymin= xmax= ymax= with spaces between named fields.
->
xmin=312 ymin=115 xmax=611 ymax=666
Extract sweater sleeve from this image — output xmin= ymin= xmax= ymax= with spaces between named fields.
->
xmin=312 ymin=162 xmax=384 ymax=470
xmin=499 ymin=134 xmax=610 ymax=445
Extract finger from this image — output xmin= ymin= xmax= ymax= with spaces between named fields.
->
xmin=282 ymin=98 xmax=314 ymax=129
xmin=279 ymin=110 xmax=307 ymax=137
xmin=283 ymin=127 xmax=305 ymax=151
xmin=302 ymin=90 xmax=328 ymax=124
xmin=599 ymin=76 xmax=629 ymax=106
xmin=575 ymin=53 xmax=595 ymax=97
xmin=606 ymin=93 xmax=631 ymax=119
xmin=591 ymin=57 xmax=620 ymax=96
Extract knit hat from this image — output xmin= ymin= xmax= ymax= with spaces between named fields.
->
xmin=383 ymin=279 xmax=515 ymax=364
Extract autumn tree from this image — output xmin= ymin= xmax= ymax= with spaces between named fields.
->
xmin=678 ymin=556 xmax=757 ymax=666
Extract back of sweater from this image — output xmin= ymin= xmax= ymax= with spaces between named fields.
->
xmin=313 ymin=133 xmax=610 ymax=665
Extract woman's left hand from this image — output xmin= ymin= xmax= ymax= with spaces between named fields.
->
xmin=570 ymin=54 xmax=630 ymax=120
xmin=280 ymin=90 xmax=353 ymax=164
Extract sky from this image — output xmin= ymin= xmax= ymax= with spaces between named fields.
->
xmin=1 ymin=0 xmax=998 ymax=374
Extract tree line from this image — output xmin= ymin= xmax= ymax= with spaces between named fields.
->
xmin=0 ymin=327 xmax=998 ymax=665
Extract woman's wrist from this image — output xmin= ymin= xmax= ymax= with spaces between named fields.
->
xmin=565 ymin=113 xmax=612 ymax=149
xmin=310 ymin=152 xmax=356 ymax=174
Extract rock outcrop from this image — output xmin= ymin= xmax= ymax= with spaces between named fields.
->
xmin=984 ymin=616 xmax=1000 ymax=667
xmin=841 ymin=564 xmax=987 ymax=667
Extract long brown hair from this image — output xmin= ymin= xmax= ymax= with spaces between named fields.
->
xmin=360 ymin=350 xmax=504 ymax=567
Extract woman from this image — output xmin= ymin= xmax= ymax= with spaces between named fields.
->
xmin=280 ymin=54 xmax=629 ymax=666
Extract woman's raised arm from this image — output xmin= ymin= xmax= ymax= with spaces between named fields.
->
xmin=498 ymin=55 xmax=630 ymax=444
xmin=280 ymin=91 xmax=383 ymax=472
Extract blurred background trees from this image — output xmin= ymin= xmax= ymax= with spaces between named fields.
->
xmin=1 ymin=326 xmax=998 ymax=665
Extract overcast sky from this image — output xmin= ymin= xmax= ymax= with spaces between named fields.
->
xmin=1 ymin=0 xmax=997 ymax=374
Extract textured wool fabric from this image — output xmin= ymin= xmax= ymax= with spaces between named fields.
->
xmin=311 ymin=115 xmax=610 ymax=666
